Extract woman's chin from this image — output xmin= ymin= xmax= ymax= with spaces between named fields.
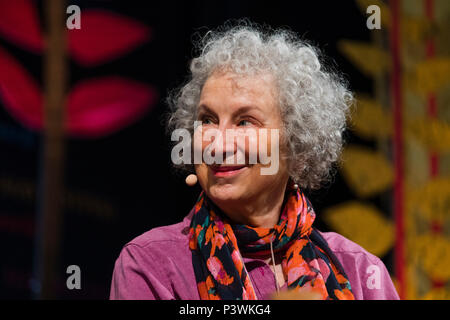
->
xmin=207 ymin=183 xmax=246 ymax=203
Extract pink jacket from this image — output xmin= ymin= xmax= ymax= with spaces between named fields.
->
xmin=110 ymin=209 xmax=400 ymax=300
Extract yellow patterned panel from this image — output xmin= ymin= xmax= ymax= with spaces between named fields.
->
xmin=414 ymin=58 xmax=450 ymax=94
xmin=340 ymin=146 xmax=394 ymax=198
xmin=402 ymin=17 xmax=434 ymax=44
xmin=338 ymin=41 xmax=390 ymax=77
xmin=356 ymin=0 xmax=433 ymax=44
xmin=351 ymin=95 xmax=392 ymax=139
xmin=421 ymin=288 xmax=450 ymax=300
xmin=323 ymin=201 xmax=394 ymax=257
xmin=406 ymin=118 xmax=450 ymax=153
xmin=414 ymin=233 xmax=450 ymax=282
xmin=407 ymin=178 xmax=450 ymax=225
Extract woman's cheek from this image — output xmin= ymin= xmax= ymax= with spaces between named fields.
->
xmin=244 ymin=131 xmax=259 ymax=165
xmin=192 ymin=126 xmax=212 ymax=164
xmin=233 ymin=128 xmax=279 ymax=168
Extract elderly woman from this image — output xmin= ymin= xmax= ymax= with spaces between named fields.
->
xmin=110 ymin=24 xmax=399 ymax=300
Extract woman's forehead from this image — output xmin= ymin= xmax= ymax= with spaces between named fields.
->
xmin=205 ymin=70 xmax=274 ymax=91
xmin=200 ymin=72 xmax=277 ymax=108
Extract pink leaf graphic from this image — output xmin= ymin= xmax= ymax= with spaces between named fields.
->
xmin=68 ymin=10 xmax=152 ymax=66
xmin=66 ymin=77 xmax=157 ymax=138
xmin=0 ymin=0 xmax=44 ymax=52
xmin=0 ymin=49 xmax=157 ymax=137
xmin=0 ymin=46 xmax=43 ymax=130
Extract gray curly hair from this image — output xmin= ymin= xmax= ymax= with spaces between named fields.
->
xmin=166 ymin=22 xmax=353 ymax=190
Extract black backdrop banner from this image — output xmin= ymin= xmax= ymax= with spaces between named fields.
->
xmin=0 ymin=0 xmax=382 ymax=299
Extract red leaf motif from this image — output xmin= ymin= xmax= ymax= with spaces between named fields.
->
xmin=68 ymin=10 xmax=152 ymax=66
xmin=0 ymin=0 xmax=44 ymax=52
xmin=0 ymin=46 xmax=43 ymax=130
xmin=66 ymin=77 xmax=157 ymax=138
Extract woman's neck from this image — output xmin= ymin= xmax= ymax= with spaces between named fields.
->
xmin=215 ymin=182 xmax=289 ymax=228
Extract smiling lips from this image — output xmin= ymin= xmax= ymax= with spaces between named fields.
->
xmin=210 ymin=165 xmax=248 ymax=177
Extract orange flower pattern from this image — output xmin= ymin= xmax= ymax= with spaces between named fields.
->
xmin=189 ymin=188 xmax=354 ymax=300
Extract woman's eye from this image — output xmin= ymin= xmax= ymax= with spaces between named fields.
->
xmin=202 ymin=117 xmax=213 ymax=125
xmin=238 ymin=119 xmax=251 ymax=126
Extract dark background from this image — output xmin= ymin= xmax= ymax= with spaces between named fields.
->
xmin=0 ymin=0 xmax=383 ymax=299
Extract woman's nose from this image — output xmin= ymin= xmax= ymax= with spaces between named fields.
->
xmin=208 ymin=127 xmax=236 ymax=157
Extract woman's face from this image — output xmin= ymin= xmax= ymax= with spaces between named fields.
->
xmin=194 ymin=71 xmax=289 ymax=208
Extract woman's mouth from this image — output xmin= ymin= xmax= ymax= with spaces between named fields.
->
xmin=209 ymin=165 xmax=248 ymax=177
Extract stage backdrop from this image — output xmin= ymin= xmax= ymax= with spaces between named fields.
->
xmin=0 ymin=0 xmax=449 ymax=299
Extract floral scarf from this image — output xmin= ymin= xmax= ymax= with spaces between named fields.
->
xmin=189 ymin=187 xmax=354 ymax=300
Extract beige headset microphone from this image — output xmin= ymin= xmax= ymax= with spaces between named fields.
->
xmin=185 ymin=174 xmax=198 ymax=186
